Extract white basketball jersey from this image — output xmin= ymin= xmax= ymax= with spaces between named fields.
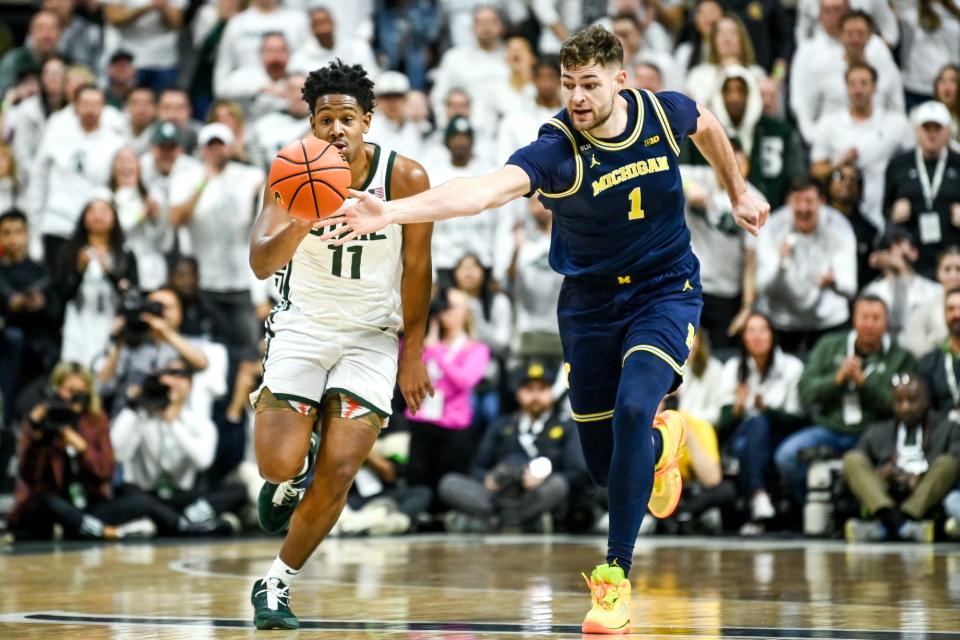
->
xmin=271 ymin=143 xmax=403 ymax=330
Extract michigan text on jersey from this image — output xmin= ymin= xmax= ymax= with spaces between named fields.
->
xmin=591 ymin=155 xmax=669 ymax=197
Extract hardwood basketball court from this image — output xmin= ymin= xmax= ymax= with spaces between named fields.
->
xmin=2 ymin=535 xmax=959 ymax=639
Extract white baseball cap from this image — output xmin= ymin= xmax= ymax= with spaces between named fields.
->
xmin=375 ymin=71 xmax=410 ymax=96
xmin=198 ymin=122 xmax=236 ymax=147
xmin=910 ymin=101 xmax=951 ymax=128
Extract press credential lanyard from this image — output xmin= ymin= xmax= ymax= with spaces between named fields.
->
xmin=916 ymin=147 xmax=948 ymax=212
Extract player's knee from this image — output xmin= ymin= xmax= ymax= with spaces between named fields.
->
xmin=258 ymin=457 xmax=302 ymax=484
xmin=323 ymin=460 xmax=362 ymax=496
xmin=617 ymin=393 xmax=656 ymax=427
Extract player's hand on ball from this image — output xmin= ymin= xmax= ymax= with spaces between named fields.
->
xmin=317 ymin=189 xmax=393 ymax=245
xmin=732 ymin=192 xmax=770 ymax=237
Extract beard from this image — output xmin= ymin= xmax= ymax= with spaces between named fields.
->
xmin=949 ymin=319 xmax=960 ymax=337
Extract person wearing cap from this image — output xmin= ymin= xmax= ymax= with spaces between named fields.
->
xmin=140 ymin=120 xmax=202 ymax=228
xmin=884 ymin=100 xmax=960 ymax=278
xmin=862 ymin=227 xmax=942 ymax=340
xmin=366 ymin=71 xmax=423 ymax=160
xmin=102 ymin=0 xmax=185 ymax=95
xmin=438 ymin=360 xmax=588 ymax=532
xmin=169 ymin=122 xmax=264 ymax=358
xmin=426 ymin=115 xmax=511 ymax=285
xmin=104 ymin=50 xmax=137 ymax=109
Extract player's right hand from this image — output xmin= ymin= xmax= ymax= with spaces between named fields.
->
xmin=316 ymin=189 xmax=393 ymax=245
xmin=732 ymin=191 xmax=770 ymax=237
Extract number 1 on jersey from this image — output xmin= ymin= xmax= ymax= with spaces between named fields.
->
xmin=329 ymin=245 xmax=363 ymax=279
xmin=628 ymin=187 xmax=645 ymax=220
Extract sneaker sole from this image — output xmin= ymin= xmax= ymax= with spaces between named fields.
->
xmin=581 ymin=619 xmax=631 ymax=634
xmin=254 ymin=614 xmax=300 ymax=630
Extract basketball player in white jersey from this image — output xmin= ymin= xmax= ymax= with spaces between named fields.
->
xmin=247 ymin=60 xmax=434 ymax=630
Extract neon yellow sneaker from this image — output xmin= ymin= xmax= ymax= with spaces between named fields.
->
xmin=648 ymin=410 xmax=688 ymax=519
xmin=581 ymin=563 xmax=631 ymax=635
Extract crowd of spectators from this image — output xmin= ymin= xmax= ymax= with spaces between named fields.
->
xmin=0 ymin=0 xmax=959 ymax=544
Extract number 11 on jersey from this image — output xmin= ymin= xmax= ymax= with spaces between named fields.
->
xmin=329 ymin=244 xmax=363 ymax=279
xmin=628 ymin=187 xmax=645 ymax=220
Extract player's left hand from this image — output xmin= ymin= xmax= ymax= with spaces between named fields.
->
xmin=317 ymin=189 xmax=394 ymax=245
xmin=732 ymin=191 xmax=770 ymax=237
xmin=398 ymin=350 xmax=434 ymax=414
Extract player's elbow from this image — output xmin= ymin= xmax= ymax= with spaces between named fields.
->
xmin=249 ymin=246 xmax=272 ymax=280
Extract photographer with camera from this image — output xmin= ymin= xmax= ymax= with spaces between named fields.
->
xmin=95 ymin=286 xmax=208 ymax=411
xmin=438 ymin=361 xmax=588 ymax=532
xmin=7 ymin=362 xmax=156 ymax=540
xmin=111 ymin=357 xmax=244 ymax=535
xmin=843 ymin=375 xmax=960 ymax=542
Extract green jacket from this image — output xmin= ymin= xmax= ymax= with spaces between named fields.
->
xmin=798 ymin=331 xmax=915 ymax=435
xmin=679 ymin=116 xmax=804 ymax=208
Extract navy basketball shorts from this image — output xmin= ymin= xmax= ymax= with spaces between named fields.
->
xmin=557 ymin=253 xmax=703 ymax=424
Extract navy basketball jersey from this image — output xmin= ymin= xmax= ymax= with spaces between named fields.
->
xmin=507 ymin=89 xmax=700 ymax=279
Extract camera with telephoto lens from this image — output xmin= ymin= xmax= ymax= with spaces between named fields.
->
xmin=38 ymin=389 xmax=86 ymax=434
xmin=119 ymin=289 xmax=165 ymax=347
xmin=137 ymin=373 xmax=171 ymax=413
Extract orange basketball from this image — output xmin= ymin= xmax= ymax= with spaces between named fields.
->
xmin=268 ymin=137 xmax=351 ymax=221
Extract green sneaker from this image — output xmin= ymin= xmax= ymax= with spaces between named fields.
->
xmin=258 ymin=432 xmax=320 ymax=534
xmin=251 ymin=577 xmax=298 ymax=630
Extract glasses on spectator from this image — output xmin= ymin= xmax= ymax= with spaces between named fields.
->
xmin=891 ymin=372 xmax=913 ymax=387
xmin=161 ymin=368 xmax=192 ymax=378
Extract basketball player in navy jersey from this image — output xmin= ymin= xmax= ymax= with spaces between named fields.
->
xmin=321 ymin=27 xmax=769 ymax=634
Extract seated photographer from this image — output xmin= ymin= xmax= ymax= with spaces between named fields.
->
xmin=110 ymin=358 xmax=245 ymax=534
xmin=843 ymin=375 xmax=960 ymax=542
xmin=95 ymin=286 xmax=208 ymax=410
xmin=7 ymin=362 xmax=157 ymax=541
xmin=438 ymin=361 xmax=588 ymax=532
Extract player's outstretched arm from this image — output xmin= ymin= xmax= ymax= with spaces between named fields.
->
xmin=248 ymin=184 xmax=315 ymax=279
xmin=689 ymin=104 xmax=770 ymax=236
xmin=319 ymin=165 xmax=532 ymax=245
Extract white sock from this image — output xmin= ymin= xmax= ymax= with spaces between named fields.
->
xmin=265 ymin=556 xmax=300 ymax=585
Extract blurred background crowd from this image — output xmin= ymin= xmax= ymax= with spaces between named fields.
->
xmin=0 ymin=0 xmax=959 ymax=545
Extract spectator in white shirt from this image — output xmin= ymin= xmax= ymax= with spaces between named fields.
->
xmin=531 ymin=0 xmax=583 ymax=55
xmin=213 ymin=0 xmax=309 ymax=103
xmin=102 ymin=0 xmax=185 ymax=94
xmin=422 ymin=87 xmax=489 ymax=168
xmin=686 ymin=15 xmax=767 ymax=105
xmin=430 ymin=6 xmax=508 ymax=132
xmin=632 ymin=61 xmax=663 ymax=92
xmin=863 ymin=228 xmax=943 ymax=338
xmin=903 ymin=245 xmax=960 ymax=357
xmin=29 ymin=85 xmax=127 ymax=272
xmin=895 ymin=0 xmax=960 ymax=106
xmin=139 ymin=121 xmax=203 ymax=236
xmin=790 ymin=8 xmax=904 ymax=143
xmin=795 ymin=0 xmax=899 ymax=47
xmin=2 ymin=55 xmax=69 ymax=191
xmin=756 ymin=177 xmax=858 ymax=353
xmin=289 ymin=6 xmax=380 ymax=79
xmin=427 ymin=116 xmax=512 ymax=284
xmin=491 ymin=35 xmax=537 ymax=126
xmin=248 ymin=74 xmax=312 ymax=172
xmin=170 ymin=123 xmax=264 ymax=359
xmin=124 ymin=86 xmax=157 ymax=155
xmin=216 ymin=31 xmax=290 ymax=120
xmin=495 ymin=57 xmax=562 ymax=164
xmin=509 ymin=194 xmax=564 ymax=360
xmin=367 ymin=71 xmax=423 ymax=162
xmin=810 ymin=62 xmax=914 ymax=227
xmin=611 ymin=12 xmax=683 ymax=91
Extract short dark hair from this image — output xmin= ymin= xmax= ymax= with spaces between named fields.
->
xmin=845 ymin=61 xmax=877 ymax=84
xmin=534 ymin=55 xmax=561 ymax=76
xmin=854 ymin=293 xmax=888 ymax=314
xmin=939 ymin=245 xmax=960 ymax=266
xmin=75 ymin=83 xmax=103 ymax=101
xmin=559 ymin=26 xmax=624 ymax=70
xmin=302 ymin=59 xmax=376 ymax=115
xmin=0 ymin=209 xmax=27 ymax=227
xmin=612 ymin=11 xmax=642 ymax=30
xmin=841 ymin=9 xmax=874 ymax=31
xmin=787 ymin=175 xmax=824 ymax=198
